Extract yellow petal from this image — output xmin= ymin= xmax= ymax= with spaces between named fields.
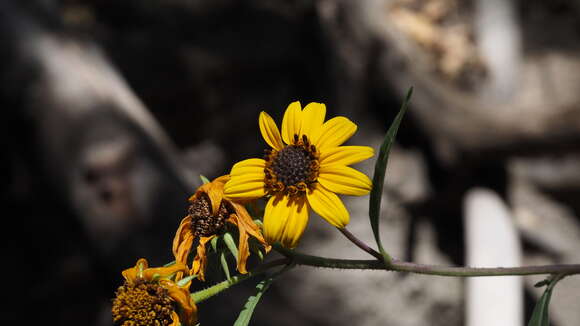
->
xmin=229 ymin=158 xmax=266 ymax=176
xmin=161 ymin=280 xmax=198 ymax=325
xmin=226 ymin=202 xmax=271 ymax=274
xmin=281 ymin=101 xmax=302 ymax=145
xmin=313 ymin=116 xmax=357 ymax=151
xmin=230 ymin=214 xmax=250 ymax=274
xmin=318 ymin=165 xmax=372 ymax=196
xmin=263 ymin=195 xmax=289 ymax=245
xmin=231 ymin=201 xmax=270 ymax=250
xmin=300 ymin=102 xmax=326 ymax=141
xmin=263 ymin=195 xmax=309 ymax=248
xmin=121 ymin=258 xmax=149 ymax=284
xmin=172 ymin=216 xmax=195 ymax=281
xmin=319 ymin=146 xmax=374 ymax=167
xmin=224 ymin=173 xmax=266 ymax=200
xmin=197 ymin=175 xmax=229 ymax=193
xmin=172 ymin=216 xmax=192 ymax=258
xmin=259 ymin=111 xmax=284 ymax=151
xmin=169 ymin=311 xmax=180 ymax=326
xmin=142 ymin=262 xmax=188 ymax=282
xmin=280 ymin=197 xmax=309 ymax=248
xmin=204 ymin=177 xmax=227 ymax=215
xmin=192 ymin=236 xmax=215 ymax=281
xmin=307 ymin=184 xmax=349 ymax=228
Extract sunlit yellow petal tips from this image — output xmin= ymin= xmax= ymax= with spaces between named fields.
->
xmin=318 ymin=165 xmax=373 ymax=196
xmin=259 ymin=111 xmax=284 ymax=151
xmin=319 ymin=146 xmax=374 ymax=167
xmin=224 ymin=159 xmax=266 ymax=200
xmin=281 ymin=101 xmax=302 ymax=144
xmin=229 ymin=158 xmax=266 ymax=177
xmin=300 ymin=102 xmax=326 ymax=139
xmin=307 ymin=185 xmax=349 ymax=228
xmin=263 ymin=195 xmax=309 ymax=248
xmin=224 ymin=101 xmax=374 ymax=248
xmin=314 ymin=116 xmax=357 ymax=151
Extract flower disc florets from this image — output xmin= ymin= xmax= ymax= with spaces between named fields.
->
xmin=264 ymin=134 xmax=319 ymax=196
xmin=112 ymin=280 xmax=173 ymax=326
xmin=189 ymin=193 xmax=232 ymax=237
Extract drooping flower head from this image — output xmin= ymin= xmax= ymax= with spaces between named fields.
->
xmin=112 ymin=258 xmax=197 ymax=326
xmin=173 ymin=175 xmax=270 ymax=281
xmin=224 ymin=102 xmax=374 ymax=248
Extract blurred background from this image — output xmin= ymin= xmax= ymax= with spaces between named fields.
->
xmin=2 ymin=0 xmax=580 ymax=325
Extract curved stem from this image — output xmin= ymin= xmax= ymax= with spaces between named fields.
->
xmin=275 ymin=246 xmax=580 ymax=277
xmin=190 ymin=258 xmax=291 ymax=303
xmin=338 ymin=227 xmax=383 ymax=260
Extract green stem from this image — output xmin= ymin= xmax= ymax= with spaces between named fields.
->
xmin=274 ymin=246 xmax=580 ymax=277
xmin=338 ymin=227 xmax=383 ymax=260
xmin=190 ymin=258 xmax=290 ymax=303
xmin=546 ymin=273 xmax=568 ymax=290
xmin=390 ymin=260 xmax=580 ymax=277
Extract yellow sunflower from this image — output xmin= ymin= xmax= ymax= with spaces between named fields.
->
xmin=112 ymin=258 xmax=197 ymax=326
xmin=224 ymin=101 xmax=374 ymax=248
xmin=173 ymin=175 xmax=270 ymax=281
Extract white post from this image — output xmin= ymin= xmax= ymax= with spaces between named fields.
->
xmin=464 ymin=188 xmax=523 ymax=326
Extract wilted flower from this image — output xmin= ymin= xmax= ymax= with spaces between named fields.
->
xmin=112 ymin=258 xmax=197 ymax=326
xmin=173 ymin=175 xmax=270 ymax=281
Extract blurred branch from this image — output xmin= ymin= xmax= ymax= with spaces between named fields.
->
xmin=0 ymin=1 xmax=194 ymax=262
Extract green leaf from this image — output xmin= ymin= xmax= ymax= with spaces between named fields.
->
xmin=233 ymin=265 xmax=292 ymax=326
xmin=369 ymin=87 xmax=413 ymax=266
xmin=210 ymin=236 xmax=219 ymax=252
xmin=528 ymin=274 xmax=567 ymax=326
xmin=220 ymin=251 xmax=231 ymax=281
xmin=223 ymin=232 xmax=239 ymax=260
xmin=233 ymin=279 xmax=273 ymax=326
xmin=200 ymin=175 xmax=211 ymax=184
xmin=177 ymin=274 xmax=197 ymax=287
xmin=528 ymin=287 xmax=554 ymax=326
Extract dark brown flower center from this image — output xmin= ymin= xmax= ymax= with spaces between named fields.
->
xmin=264 ymin=134 xmax=319 ymax=196
xmin=112 ymin=280 xmax=174 ymax=326
xmin=273 ymin=146 xmax=312 ymax=186
xmin=189 ymin=193 xmax=232 ymax=237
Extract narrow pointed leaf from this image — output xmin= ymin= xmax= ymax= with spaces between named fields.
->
xmin=527 ymin=288 xmax=553 ymax=326
xmin=177 ymin=275 xmax=197 ymax=287
xmin=220 ymin=251 xmax=231 ymax=281
xmin=527 ymin=274 xmax=566 ymax=326
xmin=369 ymin=87 xmax=413 ymax=266
xmin=233 ymin=265 xmax=292 ymax=326
xmin=233 ymin=279 xmax=273 ymax=326
xmin=223 ymin=232 xmax=239 ymax=260
xmin=210 ymin=236 xmax=219 ymax=252
xmin=200 ymin=175 xmax=211 ymax=184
